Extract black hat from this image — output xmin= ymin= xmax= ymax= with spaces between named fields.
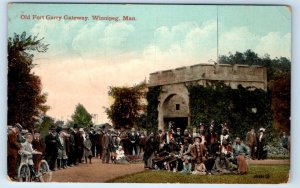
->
xmin=56 ymin=126 xmax=62 ymax=133
xmin=73 ymin=124 xmax=78 ymax=129
xmin=34 ymin=130 xmax=40 ymax=134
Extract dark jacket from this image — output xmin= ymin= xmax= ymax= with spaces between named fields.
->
xmin=32 ymin=138 xmax=45 ymax=154
xmin=7 ymin=130 xmax=21 ymax=157
xmin=45 ymin=133 xmax=58 ymax=155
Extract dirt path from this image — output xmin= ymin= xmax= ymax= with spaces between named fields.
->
xmin=51 ymin=159 xmax=144 ymax=183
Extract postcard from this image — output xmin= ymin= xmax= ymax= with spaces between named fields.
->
xmin=7 ymin=3 xmax=291 ymax=184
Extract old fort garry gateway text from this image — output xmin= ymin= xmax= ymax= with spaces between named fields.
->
xmin=20 ymin=15 xmax=136 ymax=22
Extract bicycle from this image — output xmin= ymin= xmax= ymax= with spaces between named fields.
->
xmin=17 ymin=152 xmax=52 ymax=182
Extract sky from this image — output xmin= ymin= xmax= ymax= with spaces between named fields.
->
xmin=7 ymin=3 xmax=291 ymax=124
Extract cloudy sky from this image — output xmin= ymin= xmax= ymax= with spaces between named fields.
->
xmin=8 ymin=4 xmax=291 ymax=124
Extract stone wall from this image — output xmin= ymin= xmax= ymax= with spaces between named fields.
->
xmin=149 ymin=63 xmax=267 ymax=90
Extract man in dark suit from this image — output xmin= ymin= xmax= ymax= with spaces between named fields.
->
xmin=75 ymin=128 xmax=84 ymax=164
xmin=127 ymin=128 xmax=139 ymax=155
xmin=95 ymin=128 xmax=104 ymax=159
xmin=102 ymin=129 xmax=112 ymax=163
xmin=45 ymin=125 xmax=58 ymax=171
xmin=7 ymin=123 xmax=22 ymax=180
xmin=70 ymin=124 xmax=78 ymax=165
xmin=88 ymin=125 xmax=96 ymax=157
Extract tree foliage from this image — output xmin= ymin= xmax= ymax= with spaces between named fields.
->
xmin=105 ymin=82 xmax=146 ymax=129
xmin=219 ymin=49 xmax=291 ymax=133
xmin=70 ymin=103 xmax=93 ymax=128
xmin=269 ymin=73 xmax=291 ymax=132
xmin=187 ymin=82 xmax=272 ymax=140
xmin=219 ymin=49 xmax=291 ymax=81
xmin=37 ymin=115 xmax=55 ymax=138
xmin=8 ymin=32 xmax=50 ymax=129
xmin=145 ymin=86 xmax=161 ymax=133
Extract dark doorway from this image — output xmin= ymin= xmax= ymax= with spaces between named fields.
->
xmin=164 ymin=117 xmax=188 ymax=134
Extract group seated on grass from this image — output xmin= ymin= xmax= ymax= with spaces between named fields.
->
xmin=143 ymin=123 xmax=254 ymax=175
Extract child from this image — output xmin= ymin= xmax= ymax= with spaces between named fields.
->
xmin=20 ymin=133 xmax=42 ymax=179
xmin=192 ymin=160 xmax=207 ymax=175
xmin=181 ymin=155 xmax=192 ymax=173
xmin=115 ymin=146 xmax=129 ymax=164
xmin=110 ymin=135 xmax=119 ymax=164
xmin=83 ymin=135 xmax=93 ymax=164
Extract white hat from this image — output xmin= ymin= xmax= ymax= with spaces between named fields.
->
xmin=259 ymin=128 xmax=265 ymax=132
xmin=79 ymin=128 xmax=84 ymax=132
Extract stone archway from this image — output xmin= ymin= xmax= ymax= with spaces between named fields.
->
xmin=157 ymin=84 xmax=190 ymax=131
xmin=162 ymin=94 xmax=189 ymax=133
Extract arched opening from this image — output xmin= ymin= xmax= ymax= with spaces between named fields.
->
xmin=162 ymin=94 xmax=189 ymax=133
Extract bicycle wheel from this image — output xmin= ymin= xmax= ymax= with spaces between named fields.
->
xmin=17 ymin=163 xmax=31 ymax=182
xmin=37 ymin=160 xmax=52 ymax=182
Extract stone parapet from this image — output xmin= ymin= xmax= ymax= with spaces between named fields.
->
xmin=148 ymin=63 xmax=267 ymax=90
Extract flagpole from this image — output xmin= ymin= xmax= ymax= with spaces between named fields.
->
xmin=217 ymin=5 xmax=219 ymax=63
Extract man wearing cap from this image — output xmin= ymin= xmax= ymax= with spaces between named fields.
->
xmin=7 ymin=123 xmax=22 ymax=180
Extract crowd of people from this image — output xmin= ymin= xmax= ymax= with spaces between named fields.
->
xmin=7 ymin=120 xmax=287 ymax=181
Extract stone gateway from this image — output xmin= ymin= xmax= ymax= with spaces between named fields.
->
xmin=148 ymin=63 xmax=267 ymax=131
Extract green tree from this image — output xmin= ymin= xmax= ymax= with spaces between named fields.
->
xmin=188 ymin=82 xmax=272 ymax=139
xmin=71 ymin=103 xmax=92 ymax=128
xmin=219 ymin=49 xmax=291 ymax=81
xmin=269 ymin=73 xmax=291 ymax=132
xmin=38 ymin=115 xmax=55 ymax=138
xmin=104 ymin=82 xmax=146 ymax=129
xmin=8 ymin=32 xmax=50 ymax=129
xmin=219 ymin=49 xmax=291 ymax=133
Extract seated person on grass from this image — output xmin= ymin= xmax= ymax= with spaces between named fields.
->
xmin=115 ymin=146 xmax=129 ymax=164
xmin=232 ymin=137 xmax=249 ymax=175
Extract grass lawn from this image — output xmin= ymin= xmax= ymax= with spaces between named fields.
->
xmin=108 ymin=164 xmax=290 ymax=184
